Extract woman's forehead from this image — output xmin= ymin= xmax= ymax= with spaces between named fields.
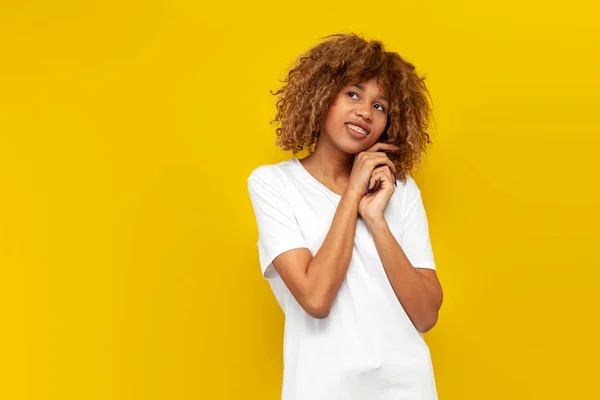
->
xmin=346 ymin=79 xmax=389 ymax=102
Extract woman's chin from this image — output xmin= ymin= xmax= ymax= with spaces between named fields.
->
xmin=343 ymin=141 xmax=376 ymax=154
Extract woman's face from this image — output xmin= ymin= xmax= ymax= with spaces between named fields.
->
xmin=321 ymin=77 xmax=389 ymax=154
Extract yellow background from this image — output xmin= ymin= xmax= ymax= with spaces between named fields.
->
xmin=1 ymin=1 xmax=599 ymax=399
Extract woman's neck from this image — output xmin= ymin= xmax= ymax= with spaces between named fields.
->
xmin=299 ymin=142 xmax=354 ymax=190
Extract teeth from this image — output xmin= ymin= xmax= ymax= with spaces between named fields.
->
xmin=347 ymin=124 xmax=367 ymax=135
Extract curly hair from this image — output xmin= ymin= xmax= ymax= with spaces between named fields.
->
xmin=270 ymin=33 xmax=433 ymax=183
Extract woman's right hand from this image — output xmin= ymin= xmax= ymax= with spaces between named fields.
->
xmin=346 ymin=142 xmax=399 ymax=200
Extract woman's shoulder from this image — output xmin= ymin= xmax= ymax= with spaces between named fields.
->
xmin=247 ymin=158 xmax=296 ymax=185
xmin=396 ymin=173 xmax=420 ymax=192
xmin=392 ymin=173 xmax=423 ymax=210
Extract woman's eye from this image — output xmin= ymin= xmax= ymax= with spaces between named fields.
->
xmin=347 ymin=91 xmax=385 ymax=111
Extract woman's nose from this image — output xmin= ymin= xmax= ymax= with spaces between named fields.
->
xmin=355 ymin=105 xmax=372 ymax=121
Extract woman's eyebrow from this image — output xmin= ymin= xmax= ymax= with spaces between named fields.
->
xmin=352 ymin=84 xmax=389 ymax=103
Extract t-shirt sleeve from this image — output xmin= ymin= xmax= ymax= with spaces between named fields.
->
xmin=247 ymin=169 xmax=309 ymax=279
xmin=401 ymin=179 xmax=437 ymax=270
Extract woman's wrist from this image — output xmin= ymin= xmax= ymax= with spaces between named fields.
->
xmin=343 ymin=186 xmax=363 ymax=205
xmin=363 ymin=215 xmax=388 ymax=231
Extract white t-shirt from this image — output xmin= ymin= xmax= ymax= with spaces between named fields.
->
xmin=247 ymin=157 xmax=438 ymax=400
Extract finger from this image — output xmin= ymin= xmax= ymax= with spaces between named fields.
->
xmin=371 ymin=169 xmax=388 ymax=183
xmin=369 ymin=174 xmax=379 ymax=193
xmin=369 ymin=169 xmax=386 ymax=191
xmin=357 ymin=156 xmax=396 ymax=177
xmin=367 ymin=155 xmax=397 ymax=174
xmin=370 ymin=168 xmax=395 ymax=190
xmin=370 ymin=166 xmax=393 ymax=184
xmin=356 ymin=153 xmax=396 ymax=193
xmin=382 ymin=166 xmax=397 ymax=187
xmin=381 ymin=165 xmax=395 ymax=182
xmin=368 ymin=169 xmax=380 ymax=192
xmin=365 ymin=142 xmax=399 ymax=153
xmin=372 ymin=165 xmax=393 ymax=175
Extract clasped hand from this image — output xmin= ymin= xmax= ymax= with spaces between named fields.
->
xmin=346 ymin=142 xmax=399 ymax=223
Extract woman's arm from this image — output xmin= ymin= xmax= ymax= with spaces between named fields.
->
xmin=272 ymin=143 xmax=399 ymax=319
xmin=272 ymin=189 xmax=361 ymax=319
xmin=364 ymin=217 xmax=443 ymax=333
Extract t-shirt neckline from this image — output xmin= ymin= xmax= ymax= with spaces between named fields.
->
xmin=291 ymin=157 xmax=342 ymax=200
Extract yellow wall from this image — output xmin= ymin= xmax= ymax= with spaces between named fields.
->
xmin=1 ymin=1 xmax=598 ymax=399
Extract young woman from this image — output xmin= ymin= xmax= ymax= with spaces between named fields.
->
xmin=247 ymin=33 xmax=443 ymax=400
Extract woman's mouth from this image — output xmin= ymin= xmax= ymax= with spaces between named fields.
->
xmin=346 ymin=123 xmax=368 ymax=136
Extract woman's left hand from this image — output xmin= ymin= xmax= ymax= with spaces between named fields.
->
xmin=358 ymin=165 xmax=396 ymax=223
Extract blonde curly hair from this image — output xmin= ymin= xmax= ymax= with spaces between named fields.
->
xmin=270 ymin=33 xmax=434 ymax=183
